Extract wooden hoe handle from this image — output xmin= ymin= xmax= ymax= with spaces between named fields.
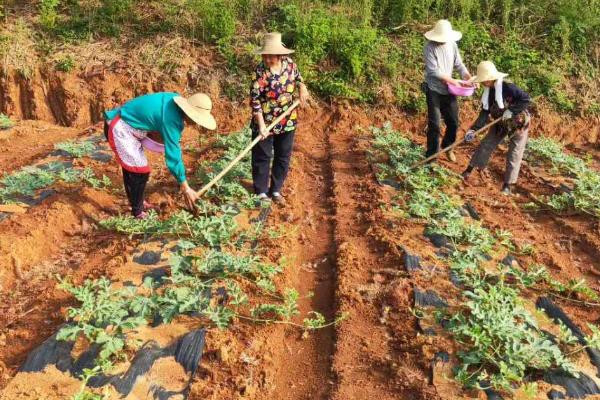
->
xmin=196 ymin=100 xmax=301 ymax=197
xmin=411 ymin=117 xmax=502 ymax=169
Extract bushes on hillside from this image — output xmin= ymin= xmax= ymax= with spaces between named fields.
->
xmin=1 ymin=0 xmax=598 ymax=113
xmin=184 ymin=0 xmax=237 ymax=44
xmin=275 ymin=3 xmax=386 ymax=100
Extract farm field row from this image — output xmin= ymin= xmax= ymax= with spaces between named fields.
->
xmin=0 ymin=102 xmax=599 ymax=399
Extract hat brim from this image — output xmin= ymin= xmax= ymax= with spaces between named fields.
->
xmin=470 ymin=72 xmax=508 ymax=83
xmin=424 ymin=30 xmax=462 ymax=42
xmin=174 ymin=96 xmax=217 ymax=130
xmin=257 ymin=47 xmax=295 ymax=55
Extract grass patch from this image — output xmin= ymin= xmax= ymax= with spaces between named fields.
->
xmin=1 ymin=1 xmax=598 ymax=110
xmin=0 ymin=114 xmax=15 ymax=129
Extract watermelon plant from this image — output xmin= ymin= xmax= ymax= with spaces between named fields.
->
xmin=100 ymin=210 xmax=237 ymax=246
xmin=0 ymin=162 xmax=111 ymax=204
xmin=370 ymin=123 xmax=600 ymax=394
xmin=55 ymin=140 xmax=96 ymax=158
xmin=57 ymin=277 xmax=147 ymax=371
xmin=526 ymin=136 xmax=600 ymax=217
xmin=196 ymin=127 xmax=258 ymax=208
xmin=0 ymin=166 xmax=55 ymax=202
xmin=58 ymin=128 xmax=345 ymax=381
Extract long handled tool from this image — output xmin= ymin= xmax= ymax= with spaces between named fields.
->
xmin=411 ymin=117 xmax=502 ymax=169
xmin=196 ymin=100 xmax=301 ymax=197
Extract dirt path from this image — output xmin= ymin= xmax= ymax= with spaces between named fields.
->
xmin=254 ymin=106 xmax=337 ymax=399
xmin=324 ymin=106 xmax=425 ymax=399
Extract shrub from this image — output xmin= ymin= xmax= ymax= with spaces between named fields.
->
xmin=184 ymin=0 xmax=237 ymax=44
xmin=39 ymin=0 xmax=60 ymax=30
xmin=394 ymin=84 xmax=426 ymax=112
xmin=275 ymin=2 xmax=384 ymax=100
xmin=0 ymin=114 xmax=14 ymax=130
xmin=55 ymin=55 xmax=76 ymax=72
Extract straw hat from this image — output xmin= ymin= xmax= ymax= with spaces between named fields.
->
xmin=257 ymin=32 xmax=294 ymax=55
xmin=424 ymin=19 xmax=462 ymax=43
xmin=470 ymin=61 xmax=508 ymax=83
xmin=174 ymin=93 xmax=217 ymax=130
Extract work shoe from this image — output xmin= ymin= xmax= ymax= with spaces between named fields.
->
xmin=461 ymin=166 xmax=474 ymax=181
xmin=501 ymin=184 xmax=512 ymax=196
xmin=447 ymin=150 xmax=457 ymax=162
xmin=257 ymin=193 xmax=271 ymax=203
xmin=134 ymin=211 xmax=148 ymax=220
xmin=143 ymin=201 xmax=157 ymax=211
xmin=271 ymin=192 xmax=284 ymax=203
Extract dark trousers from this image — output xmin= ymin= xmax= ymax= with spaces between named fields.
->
xmin=425 ymin=87 xmax=459 ymax=157
xmin=251 ymin=129 xmax=295 ymax=195
xmin=122 ymin=168 xmax=149 ymax=216
xmin=106 ymin=120 xmax=149 ymax=216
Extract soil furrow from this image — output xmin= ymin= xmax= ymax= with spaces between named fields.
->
xmin=257 ymin=106 xmax=337 ymax=399
xmin=327 ymin=106 xmax=412 ymax=399
xmin=0 ymin=188 xmax=129 ymax=389
xmin=0 ymin=121 xmax=91 ymax=174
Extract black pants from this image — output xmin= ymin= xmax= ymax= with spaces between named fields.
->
xmin=425 ymin=87 xmax=459 ymax=157
xmin=105 ymin=120 xmax=149 ymax=216
xmin=122 ymin=168 xmax=149 ymax=216
xmin=251 ymin=129 xmax=295 ymax=195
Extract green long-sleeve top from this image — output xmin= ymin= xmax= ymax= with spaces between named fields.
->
xmin=104 ymin=92 xmax=187 ymax=184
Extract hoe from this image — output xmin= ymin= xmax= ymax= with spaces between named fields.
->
xmin=411 ymin=117 xmax=502 ymax=169
xmin=195 ymin=100 xmax=301 ymax=198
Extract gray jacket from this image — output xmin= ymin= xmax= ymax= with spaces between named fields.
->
xmin=424 ymin=41 xmax=469 ymax=95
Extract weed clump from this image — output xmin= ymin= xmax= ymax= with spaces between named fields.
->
xmin=0 ymin=114 xmax=14 ymax=129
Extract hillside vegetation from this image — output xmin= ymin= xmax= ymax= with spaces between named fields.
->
xmin=0 ymin=0 xmax=599 ymax=115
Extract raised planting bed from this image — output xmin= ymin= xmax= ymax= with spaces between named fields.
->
xmin=367 ymin=122 xmax=600 ymax=399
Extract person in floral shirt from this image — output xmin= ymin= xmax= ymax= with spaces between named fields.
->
xmin=250 ymin=32 xmax=309 ymax=203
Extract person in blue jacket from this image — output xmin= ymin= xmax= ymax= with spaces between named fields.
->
xmin=462 ymin=61 xmax=532 ymax=195
xmin=104 ymin=92 xmax=217 ymax=218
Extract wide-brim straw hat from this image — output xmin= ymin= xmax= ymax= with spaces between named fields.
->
xmin=174 ymin=93 xmax=217 ymax=130
xmin=470 ymin=61 xmax=509 ymax=83
xmin=257 ymin=32 xmax=294 ymax=55
xmin=424 ymin=19 xmax=462 ymax=42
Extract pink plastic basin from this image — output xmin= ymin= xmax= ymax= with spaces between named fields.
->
xmin=141 ymin=137 xmax=165 ymax=153
xmin=447 ymin=82 xmax=475 ymax=97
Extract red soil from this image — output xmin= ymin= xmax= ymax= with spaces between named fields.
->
xmin=0 ymin=66 xmax=599 ymax=399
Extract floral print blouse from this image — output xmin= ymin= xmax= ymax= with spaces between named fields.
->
xmin=250 ymin=57 xmax=303 ymax=135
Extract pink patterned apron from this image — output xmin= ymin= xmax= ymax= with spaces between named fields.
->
xmin=107 ymin=115 xmax=151 ymax=174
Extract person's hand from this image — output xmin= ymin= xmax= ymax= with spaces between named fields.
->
xmin=462 ymin=73 xmax=478 ymax=88
xmin=446 ymin=78 xmax=461 ymax=87
xmin=502 ymin=109 xmax=513 ymax=121
xmin=464 ymin=129 xmax=476 ymax=142
xmin=180 ymin=181 xmax=199 ymax=211
xmin=299 ymin=83 xmax=311 ymax=107
xmin=259 ymin=123 xmax=270 ymax=140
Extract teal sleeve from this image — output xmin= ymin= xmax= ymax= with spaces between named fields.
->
xmin=104 ymin=108 xmax=119 ymax=120
xmin=161 ymin=122 xmax=186 ymax=184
